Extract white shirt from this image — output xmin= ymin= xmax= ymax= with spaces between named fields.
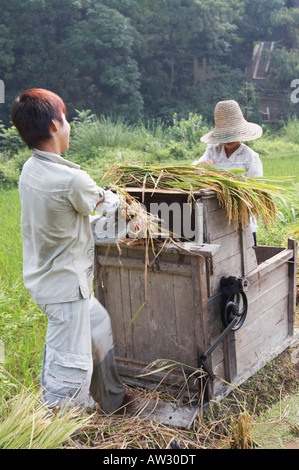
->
xmin=19 ymin=149 xmax=117 ymax=304
xmin=192 ymin=143 xmax=263 ymax=232
xmin=192 ymin=143 xmax=263 ymax=178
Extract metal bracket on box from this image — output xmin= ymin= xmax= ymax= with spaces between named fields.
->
xmin=198 ymin=276 xmax=248 ymax=380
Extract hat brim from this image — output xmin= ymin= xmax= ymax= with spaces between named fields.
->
xmin=200 ymin=121 xmax=263 ymax=144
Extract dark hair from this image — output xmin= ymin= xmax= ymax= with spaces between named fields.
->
xmin=11 ymin=88 xmax=67 ymax=148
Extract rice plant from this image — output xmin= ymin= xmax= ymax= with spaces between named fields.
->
xmin=102 ymin=162 xmax=294 ymax=230
xmin=229 ymin=410 xmax=258 ymax=449
xmin=0 ymin=380 xmax=92 ymax=449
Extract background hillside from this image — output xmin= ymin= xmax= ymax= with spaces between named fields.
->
xmin=1 ymin=0 xmax=299 ymax=125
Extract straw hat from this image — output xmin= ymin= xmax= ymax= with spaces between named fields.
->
xmin=200 ymin=100 xmax=263 ymax=144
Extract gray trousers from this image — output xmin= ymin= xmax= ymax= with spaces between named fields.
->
xmin=38 ymin=295 xmax=125 ymax=414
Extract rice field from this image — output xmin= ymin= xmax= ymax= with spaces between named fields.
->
xmin=0 ymin=188 xmax=46 ymax=395
xmin=0 ymin=119 xmax=298 ymax=448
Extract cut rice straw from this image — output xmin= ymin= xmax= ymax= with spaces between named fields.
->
xmin=102 ymin=163 xmax=294 ymax=230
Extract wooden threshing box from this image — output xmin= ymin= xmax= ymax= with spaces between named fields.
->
xmin=94 ymin=189 xmax=298 ymax=404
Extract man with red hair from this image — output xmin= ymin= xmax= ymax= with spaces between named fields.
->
xmin=12 ymin=88 xmax=128 ymax=414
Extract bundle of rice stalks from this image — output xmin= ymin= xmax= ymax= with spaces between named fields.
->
xmin=102 ymin=163 xmax=293 ymax=230
xmin=0 ymin=390 xmax=92 ymax=449
xmin=118 ymin=189 xmax=163 ymax=243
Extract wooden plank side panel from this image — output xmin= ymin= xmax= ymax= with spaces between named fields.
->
xmin=97 ymin=252 xmax=192 ymax=276
xmin=207 ymin=246 xmax=293 ymax=322
xmin=210 ymin=229 xmax=250 ymax=269
xmin=172 ymin=274 xmax=199 ymax=366
xmin=245 ymin=271 xmax=289 ymax=328
xmin=202 ymin=194 xmax=227 ymax=215
xmin=236 ymin=297 xmax=289 ymax=376
xmin=128 ymin=268 xmax=154 ymax=362
xmin=204 ymin=206 xmax=236 ymax=243
xmin=235 ymin=257 xmax=290 ymax=378
xmin=146 ymin=270 xmax=198 ymax=365
xmin=247 ymin=249 xmax=294 ymax=284
xmin=96 ymin=243 xmax=202 ymax=365
xmin=122 ymin=262 xmax=199 ymax=366
xmin=212 ymin=230 xmax=241 ymax=263
xmin=101 ymin=266 xmax=128 ymax=358
xmin=203 ymin=193 xmax=258 ymax=298
xmin=207 ymin=260 xmax=290 ymax=395
xmin=208 ymin=294 xmax=290 ymax=400
xmin=119 ymin=267 xmax=134 ymax=358
xmin=236 ymin=295 xmax=289 ymax=353
xmin=148 ymin=270 xmax=178 ymax=361
xmin=288 ymin=238 xmax=297 ymax=336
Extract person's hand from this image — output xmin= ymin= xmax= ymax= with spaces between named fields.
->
xmin=97 ymin=195 xmax=105 ymax=206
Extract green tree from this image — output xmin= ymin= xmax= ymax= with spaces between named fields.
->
xmin=266 ymin=6 xmax=299 ymax=116
xmin=0 ymin=0 xmax=292 ymax=125
xmin=229 ymin=0 xmax=285 ymax=68
xmin=57 ymin=1 xmax=143 ymax=120
xmin=0 ymin=0 xmax=143 ymax=123
xmin=0 ymin=0 xmax=81 ymax=123
xmin=130 ymin=0 xmax=244 ymax=121
xmin=271 ymin=5 xmax=299 ymax=48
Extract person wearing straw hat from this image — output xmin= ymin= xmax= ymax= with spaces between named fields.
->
xmin=192 ymin=100 xmax=263 ymax=244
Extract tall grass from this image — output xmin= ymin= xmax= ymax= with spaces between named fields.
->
xmin=0 ymin=188 xmax=46 ymax=395
xmin=0 ymin=385 xmax=91 ymax=449
xmin=69 ymin=113 xmax=169 ymax=161
xmin=262 ymin=155 xmax=299 ymax=183
xmin=248 ymin=118 xmax=299 ymax=244
xmin=281 ymin=115 xmax=299 ymax=145
xmin=250 ymin=116 xmax=299 ymax=184
xmin=0 ymin=189 xmax=89 ymax=449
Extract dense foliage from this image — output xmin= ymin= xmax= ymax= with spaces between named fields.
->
xmin=1 ymin=0 xmax=299 ymax=124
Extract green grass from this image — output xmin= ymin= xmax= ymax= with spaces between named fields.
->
xmin=0 ymin=194 xmax=93 ymax=449
xmin=258 ymin=150 xmax=299 ymax=245
xmin=252 ymin=393 xmax=299 ymax=449
xmin=262 ymin=153 xmax=299 ymax=184
xmin=249 ymin=127 xmax=299 ymax=244
xmin=0 ymin=188 xmax=46 ymax=396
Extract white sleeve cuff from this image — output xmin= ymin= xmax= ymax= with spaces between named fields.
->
xmin=95 ymin=189 xmax=120 ymax=217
